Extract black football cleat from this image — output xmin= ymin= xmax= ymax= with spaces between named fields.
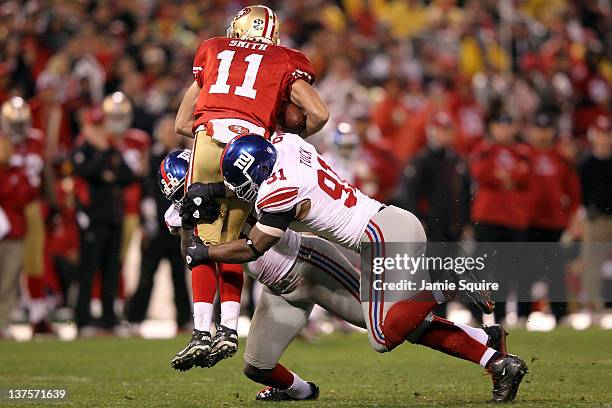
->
xmin=255 ymin=382 xmax=319 ymax=401
xmin=208 ymin=324 xmax=239 ymax=366
xmin=170 ymin=329 xmax=212 ymax=371
xmin=483 ymin=324 xmax=508 ymax=354
xmin=487 ymin=354 xmax=528 ymax=403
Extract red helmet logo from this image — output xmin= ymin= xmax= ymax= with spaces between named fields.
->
xmin=236 ymin=7 xmax=251 ymax=19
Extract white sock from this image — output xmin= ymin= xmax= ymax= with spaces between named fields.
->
xmin=479 ymin=347 xmax=498 ymax=367
xmin=454 ymin=321 xmax=489 ymax=345
xmin=220 ymin=301 xmax=240 ymax=331
xmin=193 ymin=302 xmax=213 ymax=332
xmin=284 ymin=373 xmax=312 ymax=399
xmin=30 ymin=299 xmax=47 ymax=324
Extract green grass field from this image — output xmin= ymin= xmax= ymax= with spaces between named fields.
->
xmin=0 ymin=328 xmax=610 ymax=407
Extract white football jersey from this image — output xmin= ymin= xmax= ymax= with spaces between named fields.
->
xmin=244 ymin=228 xmax=301 ymax=286
xmin=255 ymin=133 xmax=382 ymax=251
xmin=165 ymin=204 xmax=300 ymax=286
xmin=164 ymin=204 xmax=182 ymax=232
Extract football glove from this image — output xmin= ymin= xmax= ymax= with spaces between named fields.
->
xmin=180 ymin=182 xmax=225 ymax=227
xmin=185 ymin=234 xmax=210 ymax=268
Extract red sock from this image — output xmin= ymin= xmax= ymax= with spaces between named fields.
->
xmin=27 ymin=276 xmax=44 ymax=299
xmin=263 ymin=363 xmax=294 ymax=389
xmin=381 ymin=290 xmax=440 ymax=349
xmin=417 ymin=316 xmax=488 ymax=365
xmin=191 ymin=263 xmax=218 ymax=303
xmin=218 ymin=263 xmax=243 ymax=303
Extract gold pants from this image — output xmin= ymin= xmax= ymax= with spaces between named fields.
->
xmin=22 ymin=201 xmax=45 ymax=277
xmin=190 ymin=131 xmax=251 ymax=245
xmin=120 ymin=214 xmax=140 ymax=262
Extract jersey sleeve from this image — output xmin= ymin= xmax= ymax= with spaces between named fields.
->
xmin=281 ymin=49 xmax=316 ymax=100
xmin=256 ymin=186 xmax=300 ymax=214
xmin=164 ymin=205 xmax=182 ymax=232
xmin=192 ymin=40 xmax=209 ymax=87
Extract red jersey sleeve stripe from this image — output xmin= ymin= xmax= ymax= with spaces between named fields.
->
xmin=257 ymin=186 xmax=298 ymax=204
xmin=259 ymin=195 xmax=299 ymax=211
xmin=257 ymin=188 xmax=299 ymax=211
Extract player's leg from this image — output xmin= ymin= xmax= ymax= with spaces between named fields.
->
xmin=22 ymin=201 xmax=51 ymax=335
xmin=243 ymin=286 xmax=318 ymax=401
xmin=297 ymin=235 xmax=366 ymax=328
xmin=364 ymin=206 xmax=527 ymax=402
xmin=212 ymin=198 xmax=252 ymax=359
xmin=173 ymin=131 xmax=226 ymax=370
xmin=171 ymin=224 xmax=216 ymax=371
xmin=0 ymin=240 xmax=23 ymax=336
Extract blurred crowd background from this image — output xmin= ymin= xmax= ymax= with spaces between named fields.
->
xmin=0 ymin=0 xmax=610 ymax=339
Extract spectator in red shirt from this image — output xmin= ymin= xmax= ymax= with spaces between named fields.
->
xmin=526 ymin=111 xmax=581 ymax=322
xmin=470 ymin=112 xmax=532 ymax=323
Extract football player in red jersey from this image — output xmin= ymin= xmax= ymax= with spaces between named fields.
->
xmin=0 ymin=132 xmax=38 ymax=339
xmin=0 ymin=96 xmax=57 ymax=336
xmin=170 ymin=5 xmax=329 ymax=370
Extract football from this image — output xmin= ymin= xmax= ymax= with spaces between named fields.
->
xmin=277 ymin=102 xmax=306 ymax=133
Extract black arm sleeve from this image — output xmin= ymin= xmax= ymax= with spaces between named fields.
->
xmin=71 ymin=143 xmax=108 ymax=181
xmin=258 ymin=207 xmax=297 ymax=231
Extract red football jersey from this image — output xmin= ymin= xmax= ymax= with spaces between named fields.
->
xmin=6 ymin=128 xmax=46 ymax=195
xmin=192 ymin=37 xmax=315 ymax=136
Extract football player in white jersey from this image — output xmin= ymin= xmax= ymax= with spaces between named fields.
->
xmin=184 ymin=133 xmax=528 ymax=403
xmin=159 ymin=149 xmax=511 ymax=401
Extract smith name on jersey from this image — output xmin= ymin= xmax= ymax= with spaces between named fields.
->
xmin=255 ymin=133 xmax=382 ymax=251
xmin=192 ymin=37 xmax=315 ymax=140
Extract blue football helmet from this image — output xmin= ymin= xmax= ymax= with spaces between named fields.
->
xmin=221 ymin=134 xmax=277 ymax=202
xmin=158 ymin=149 xmax=191 ymax=202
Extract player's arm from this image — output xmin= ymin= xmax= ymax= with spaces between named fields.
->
xmin=175 ymin=81 xmax=200 ymax=138
xmin=185 ymin=208 xmax=295 ymax=265
xmin=290 ymin=79 xmax=329 ymax=137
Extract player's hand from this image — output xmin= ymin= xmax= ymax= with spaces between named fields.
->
xmin=185 ymin=234 xmax=210 ymax=268
xmin=180 ymin=182 xmax=225 ymax=227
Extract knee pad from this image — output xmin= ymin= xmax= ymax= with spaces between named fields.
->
xmin=243 ymin=363 xmax=273 ymax=384
xmin=405 ymin=312 xmax=433 ymax=343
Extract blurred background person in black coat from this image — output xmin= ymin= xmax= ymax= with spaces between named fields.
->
xmin=579 ymin=115 xmax=612 ymax=314
xmin=124 ymin=115 xmax=191 ymax=335
xmin=393 ymin=111 xmax=472 ymax=318
xmin=71 ymin=109 xmax=136 ymax=335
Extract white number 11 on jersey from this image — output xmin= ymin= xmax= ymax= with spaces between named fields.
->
xmin=209 ymin=50 xmax=263 ymax=99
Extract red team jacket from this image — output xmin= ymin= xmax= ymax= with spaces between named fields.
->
xmin=527 ymin=145 xmax=581 ymax=230
xmin=192 ymin=37 xmax=316 ymax=136
xmin=470 ymin=140 xmax=532 ymax=230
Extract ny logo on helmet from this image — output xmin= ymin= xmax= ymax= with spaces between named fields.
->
xmin=234 ymin=152 xmax=255 ymax=172
xmin=177 ymin=150 xmax=191 ymax=161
